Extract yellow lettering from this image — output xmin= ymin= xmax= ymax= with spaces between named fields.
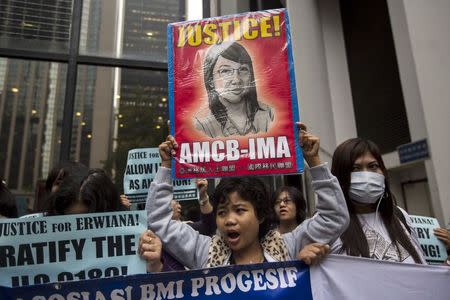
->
xmin=219 ymin=21 xmax=232 ymax=42
xmin=273 ymin=15 xmax=281 ymax=36
xmin=243 ymin=18 xmax=258 ymax=40
xmin=177 ymin=26 xmax=187 ymax=47
xmin=233 ymin=20 xmax=242 ymax=41
xmin=176 ymin=15 xmax=281 ymax=47
xmin=204 ymin=23 xmax=218 ymax=45
xmin=187 ymin=25 xmax=202 ymax=47
xmin=260 ymin=17 xmax=272 ymax=38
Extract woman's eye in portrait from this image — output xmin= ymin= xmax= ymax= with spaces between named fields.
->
xmin=217 ymin=67 xmax=234 ymax=78
xmin=238 ymin=66 xmax=250 ymax=76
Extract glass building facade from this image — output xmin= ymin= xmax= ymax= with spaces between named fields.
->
xmin=0 ymin=0 xmax=186 ymax=212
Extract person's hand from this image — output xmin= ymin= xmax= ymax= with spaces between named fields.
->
xmin=196 ymin=179 xmax=209 ymax=205
xmin=434 ymin=228 xmax=450 ymax=250
xmin=139 ymin=230 xmax=163 ymax=272
xmin=195 ymin=179 xmax=213 ymax=214
xmin=297 ymin=122 xmax=321 ymax=167
xmin=297 ymin=243 xmax=330 ymax=265
xmin=120 ymin=194 xmax=131 ymax=209
xmin=159 ymin=135 xmax=178 ymax=168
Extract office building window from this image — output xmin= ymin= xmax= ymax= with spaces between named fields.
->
xmin=0 ymin=0 xmax=73 ymax=53
xmin=80 ymin=0 xmax=185 ymax=62
xmin=71 ymin=65 xmax=169 ymax=189
xmin=0 ymin=0 xmax=190 ymax=206
xmin=0 ymin=58 xmax=66 ymax=190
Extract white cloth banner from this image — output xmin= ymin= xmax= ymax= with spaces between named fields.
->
xmin=311 ymin=255 xmax=450 ymax=300
xmin=1 ymin=254 xmax=449 ymax=299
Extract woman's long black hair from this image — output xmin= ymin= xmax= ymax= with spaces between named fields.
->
xmin=46 ymin=169 xmax=125 ymax=215
xmin=331 ymin=138 xmax=422 ymax=263
xmin=0 ymin=179 xmax=18 ymax=218
xmin=203 ymin=42 xmax=261 ymax=129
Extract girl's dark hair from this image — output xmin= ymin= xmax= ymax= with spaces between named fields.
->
xmin=203 ymin=42 xmax=261 ymax=128
xmin=271 ymin=186 xmax=307 ymax=224
xmin=45 ymin=161 xmax=88 ymax=193
xmin=212 ymin=176 xmax=273 ymax=239
xmin=79 ymin=169 xmax=124 ymax=213
xmin=46 ymin=168 xmax=125 ymax=215
xmin=41 ymin=161 xmax=89 ymax=212
xmin=331 ymin=138 xmax=422 ymax=263
xmin=0 ymin=179 xmax=18 ymax=218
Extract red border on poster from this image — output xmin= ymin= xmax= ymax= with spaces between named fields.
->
xmin=168 ymin=9 xmax=303 ymax=178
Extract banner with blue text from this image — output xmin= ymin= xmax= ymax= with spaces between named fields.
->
xmin=0 ymin=260 xmax=312 ymax=300
xmin=2 ymin=255 xmax=450 ymax=300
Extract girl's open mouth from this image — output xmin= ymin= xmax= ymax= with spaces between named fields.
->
xmin=227 ymin=231 xmax=240 ymax=245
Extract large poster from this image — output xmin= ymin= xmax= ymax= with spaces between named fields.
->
xmin=168 ymin=9 xmax=303 ymax=178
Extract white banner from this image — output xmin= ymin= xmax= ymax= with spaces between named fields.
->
xmin=311 ymin=255 xmax=450 ymax=300
xmin=1 ymin=254 xmax=449 ymax=298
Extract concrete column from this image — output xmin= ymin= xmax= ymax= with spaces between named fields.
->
xmin=387 ymin=0 xmax=450 ymax=226
xmin=90 ymin=68 xmax=115 ymax=168
xmin=287 ymin=0 xmax=356 ymax=163
xmin=219 ymin=0 xmax=249 ymax=16
xmin=318 ymin=0 xmax=357 ymax=145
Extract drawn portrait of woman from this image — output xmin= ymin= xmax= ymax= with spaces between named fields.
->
xmin=193 ymin=42 xmax=274 ymax=138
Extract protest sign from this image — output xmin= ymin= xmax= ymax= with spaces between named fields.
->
xmin=123 ymin=148 xmax=198 ymax=203
xmin=168 ymin=9 xmax=303 ymax=178
xmin=0 ymin=260 xmax=312 ymax=300
xmin=2 ymin=255 xmax=450 ymax=300
xmin=409 ymin=214 xmax=447 ymax=264
xmin=0 ymin=211 xmax=147 ymax=287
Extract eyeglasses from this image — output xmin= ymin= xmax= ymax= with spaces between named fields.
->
xmin=216 ymin=65 xmax=250 ymax=79
xmin=275 ymin=197 xmax=293 ymax=206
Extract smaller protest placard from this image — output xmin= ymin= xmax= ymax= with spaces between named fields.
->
xmin=123 ymin=148 xmax=199 ymax=203
xmin=409 ymin=215 xmax=447 ymax=264
xmin=0 ymin=211 xmax=147 ymax=287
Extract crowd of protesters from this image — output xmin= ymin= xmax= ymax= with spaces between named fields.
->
xmin=1 ymin=122 xmax=450 ymax=283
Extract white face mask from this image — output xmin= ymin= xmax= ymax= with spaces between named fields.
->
xmin=349 ymin=171 xmax=385 ymax=204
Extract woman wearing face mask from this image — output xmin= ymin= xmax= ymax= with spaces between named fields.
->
xmin=330 ymin=138 xmax=425 ymax=264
